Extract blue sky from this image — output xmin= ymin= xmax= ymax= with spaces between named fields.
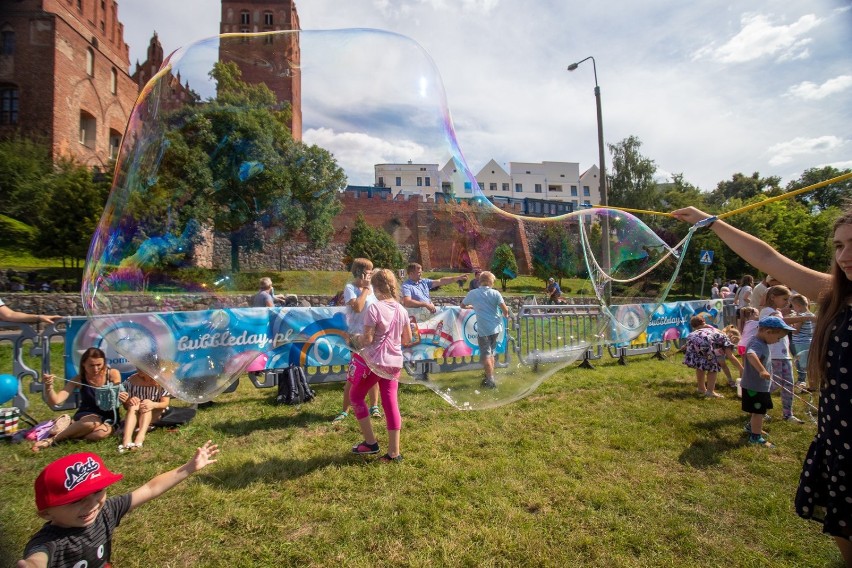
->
xmin=119 ymin=0 xmax=852 ymax=193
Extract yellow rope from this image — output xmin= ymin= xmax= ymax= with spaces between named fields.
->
xmin=717 ymin=171 xmax=852 ymax=219
xmin=597 ymin=170 xmax=852 ymax=219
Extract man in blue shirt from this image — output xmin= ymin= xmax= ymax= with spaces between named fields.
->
xmin=461 ymin=271 xmax=510 ymax=388
xmin=401 ymin=263 xmax=468 ymax=314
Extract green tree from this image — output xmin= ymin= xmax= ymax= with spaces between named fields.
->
xmin=32 ymin=161 xmax=110 ymax=273
xmin=788 ymin=166 xmax=852 ymax=212
xmin=490 ymin=243 xmax=518 ymax=291
xmin=0 ymin=136 xmax=54 ymax=225
xmin=531 ymin=223 xmax=578 ymax=284
xmin=607 ymin=135 xmax=659 ymax=210
xmin=707 ymin=172 xmax=781 ymax=208
xmin=343 ymin=213 xmax=405 ymax=270
xmin=136 ymin=61 xmax=346 ymax=272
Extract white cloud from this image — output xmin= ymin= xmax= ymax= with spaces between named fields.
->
xmin=303 ymin=127 xmax=427 ymax=185
xmin=787 ymin=75 xmax=852 ymax=100
xmin=767 ymin=136 xmax=845 ymax=166
xmin=693 ymin=12 xmax=822 ymax=63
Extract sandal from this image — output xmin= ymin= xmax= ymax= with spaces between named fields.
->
xmin=331 ymin=411 xmax=348 ymax=424
xmin=130 ymin=442 xmax=142 ymax=451
xmin=369 ymin=405 xmax=382 ymax=419
xmin=379 ymin=453 xmax=404 ymax=463
xmin=31 ymin=437 xmax=55 ymax=453
xmin=351 ymin=440 xmax=380 ymax=455
xmin=118 ymin=444 xmax=129 ymax=454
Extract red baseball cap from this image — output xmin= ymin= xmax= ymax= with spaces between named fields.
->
xmin=35 ymin=452 xmax=123 ymax=511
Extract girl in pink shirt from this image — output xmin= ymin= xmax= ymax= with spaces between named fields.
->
xmin=349 ymin=269 xmax=412 ymax=462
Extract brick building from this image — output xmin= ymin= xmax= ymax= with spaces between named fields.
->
xmin=219 ymin=0 xmax=302 ymax=140
xmin=0 ymin=0 xmax=138 ymax=168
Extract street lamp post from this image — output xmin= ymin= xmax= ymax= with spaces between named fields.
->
xmin=568 ymin=56 xmax=611 ymax=304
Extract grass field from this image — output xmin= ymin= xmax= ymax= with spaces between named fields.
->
xmin=0 ymin=345 xmax=840 ymax=567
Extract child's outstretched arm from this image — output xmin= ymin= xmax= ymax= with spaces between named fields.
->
xmin=129 ymin=440 xmax=219 ymax=511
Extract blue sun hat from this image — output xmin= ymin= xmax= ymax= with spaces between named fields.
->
xmin=757 ymin=315 xmax=795 ymax=332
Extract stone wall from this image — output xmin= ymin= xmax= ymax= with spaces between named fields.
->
xmin=0 ymin=292 xmax=599 ymax=317
xmin=203 ymin=191 xmax=532 ymax=273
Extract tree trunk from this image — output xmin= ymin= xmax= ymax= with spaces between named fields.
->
xmin=230 ymin=236 xmax=241 ymax=273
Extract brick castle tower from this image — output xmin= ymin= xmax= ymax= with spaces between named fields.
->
xmin=219 ymin=0 xmax=302 ymax=140
xmin=0 ymin=0 xmax=139 ymax=168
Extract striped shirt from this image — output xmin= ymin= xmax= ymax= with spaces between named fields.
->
xmin=793 ymin=311 xmax=814 ymax=344
xmin=123 ymin=377 xmax=169 ymax=402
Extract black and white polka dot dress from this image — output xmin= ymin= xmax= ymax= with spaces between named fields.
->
xmin=795 ymin=306 xmax=852 ymax=539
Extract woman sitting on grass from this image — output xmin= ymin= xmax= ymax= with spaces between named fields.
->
xmin=34 ymin=347 xmax=122 ymax=451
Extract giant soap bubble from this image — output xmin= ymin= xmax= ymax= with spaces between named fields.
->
xmin=83 ymin=30 xmax=683 ymax=406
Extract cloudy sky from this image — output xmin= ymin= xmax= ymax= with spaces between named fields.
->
xmin=118 ymin=0 xmax=851 ymax=192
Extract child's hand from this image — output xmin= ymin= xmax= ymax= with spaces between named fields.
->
xmin=139 ymin=399 xmax=154 ymax=412
xmin=760 ymin=371 xmax=770 ymax=380
xmin=188 ymin=440 xmax=219 ymax=472
xmin=118 ymin=391 xmax=129 ymax=403
xmin=42 ymin=373 xmax=55 ymax=388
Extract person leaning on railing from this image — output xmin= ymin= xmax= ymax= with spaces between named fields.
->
xmin=0 ymin=297 xmax=62 ymax=325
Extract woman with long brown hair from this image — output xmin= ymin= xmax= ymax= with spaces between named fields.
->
xmin=34 ymin=347 xmax=123 ymax=450
xmin=673 ymin=206 xmax=852 ymax=565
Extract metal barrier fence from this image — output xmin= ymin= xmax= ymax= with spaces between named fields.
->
xmin=1 ymin=299 xmax=735 ymax=411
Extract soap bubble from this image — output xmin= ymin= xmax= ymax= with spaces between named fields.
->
xmin=83 ymin=30 xmax=682 ymax=406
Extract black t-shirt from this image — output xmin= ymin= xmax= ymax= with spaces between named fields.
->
xmin=23 ymin=493 xmax=132 ymax=567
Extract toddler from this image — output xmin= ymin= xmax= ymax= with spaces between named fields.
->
xmin=789 ymin=294 xmax=815 ymax=389
xmin=741 ymin=316 xmax=796 ymax=447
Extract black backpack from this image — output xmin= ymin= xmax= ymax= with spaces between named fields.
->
xmin=275 ymin=365 xmax=316 ymax=405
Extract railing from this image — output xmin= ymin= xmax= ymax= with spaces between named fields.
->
xmin=0 ymin=299 xmax=735 ymax=411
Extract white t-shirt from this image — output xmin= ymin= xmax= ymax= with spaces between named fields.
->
xmin=343 ymin=282 xmax=375 ymax=334
xmin=735 ymin=285 xmax=752 ymax=308
xmin=760 ymin=306 xmax=791 ymax=360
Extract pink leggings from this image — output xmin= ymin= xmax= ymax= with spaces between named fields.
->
xmin=348 ymin=355 xmax=402 ymax=431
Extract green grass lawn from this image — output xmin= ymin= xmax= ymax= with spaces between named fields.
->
xmin=0 ymin=346 xmax=839 ymax=567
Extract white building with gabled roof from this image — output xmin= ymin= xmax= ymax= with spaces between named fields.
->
xmin=374 ymin=158 xmax=602 ymax=212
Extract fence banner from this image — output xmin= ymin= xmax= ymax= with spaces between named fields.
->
xmin=617 ymin=298 xmax=727 ymax=345
xmin=65 ymin=306 xmax=507 ymax=378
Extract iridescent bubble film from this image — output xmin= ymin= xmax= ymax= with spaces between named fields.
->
xmin=83 ymin=30 xmax=684 ymax=406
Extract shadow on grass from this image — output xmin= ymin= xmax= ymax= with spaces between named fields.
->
xmin=653 ymin=379 xmax=700 ymax=401
xmin=200 ymin=454 xmax=369 ymax=487
xmin=679 ymin=416 xmax=746 ymax=468
xmin=210 ymin=409 xmax=329 ymax=436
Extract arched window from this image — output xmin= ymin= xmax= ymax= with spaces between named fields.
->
xmin=0 ymin=28 xmax=14 ymax=56
xmin=0 ymin=86 xmax=19 ymax=124
xmin=86 ymin=47 xmax=94 ymax=76
xmin=109 ymin=128 xmax=122 ymax=159
xmin=110 ymin=67 xmax=117 ymax=94
xmin=79 ymin=111 xmax=96 ymax=147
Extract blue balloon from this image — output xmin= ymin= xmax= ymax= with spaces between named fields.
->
xmin=0 ymin=374 xmax=17 ymax=405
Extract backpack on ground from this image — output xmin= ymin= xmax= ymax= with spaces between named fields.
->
xmin=151 ymin=406 xmax=197 ymax=428
xmin=275 ymin=365 xmax=316 ymax=405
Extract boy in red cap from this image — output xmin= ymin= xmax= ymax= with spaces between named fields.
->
xmin=18 ymin=440 xmax=219 ymax=567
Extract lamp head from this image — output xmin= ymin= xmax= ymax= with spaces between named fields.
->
xmin=567 ymin=63 xmax=579 ymax=71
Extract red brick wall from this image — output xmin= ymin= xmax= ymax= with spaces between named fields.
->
xmin=1 ymin=0 xmax=137 ymax=167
